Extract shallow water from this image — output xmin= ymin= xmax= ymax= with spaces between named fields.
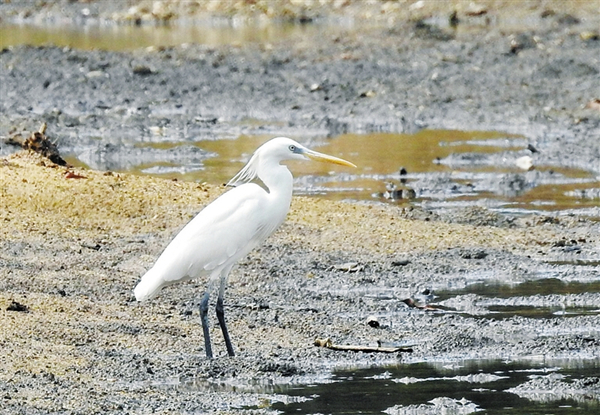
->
xmin=125 ymin=131 xmax=600 ymax=216
xmin=162 ymin=358 xmax=599 ymax=414
xmin=439 ymin=279 xmax=600 ymax=299
xmin=132 ymin=130 xmax=524 ymax=184
xmin=0 ymin=21 xmax=331 ymax=51
xmin=266 ymin=359 xmax=600 ymax=414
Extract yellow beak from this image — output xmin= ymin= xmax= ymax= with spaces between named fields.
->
xmin=302 ymin=149 xmax=357 ymax=168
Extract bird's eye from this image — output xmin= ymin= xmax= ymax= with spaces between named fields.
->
xmin=289 ymin=145 xmax=296 ymax=152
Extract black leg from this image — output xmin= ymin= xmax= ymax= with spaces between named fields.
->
xmin=216 ymin=296 xmax=235 ymax=357
xmin=199 ymin=291 xmax=213 ymax=358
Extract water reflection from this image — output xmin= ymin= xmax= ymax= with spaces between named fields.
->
xmin=268 ymin=359 xmax=600 ymax=414
xmin=437 ymin=279 xmax=600 ymax=300
xmin=157 ymin=358 xmax=600 ymax=414
xmin=432 ymin=277 xmax=600 ymax=319
xmin=143 ymin=356 xmax=600 ymax=413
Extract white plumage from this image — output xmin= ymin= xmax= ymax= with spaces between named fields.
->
xmin=133 ymin=183 xmax=281 ymax=301
xmin=133 ymin=137 xmax=355 ymax=358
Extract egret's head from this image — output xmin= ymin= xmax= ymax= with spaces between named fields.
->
xmin=261 ymin=137 xmax=357 ymax=168
xmin=227 ymin=137 xmax=355 ymax=187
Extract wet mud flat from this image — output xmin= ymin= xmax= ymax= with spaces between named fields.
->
xmin=1 ymin=2 xmax=600 ymax=414
xmin=2 ymin=152 xmax=600 ymax=414
xmin=1 ymin=6 xmax=599 ymax=178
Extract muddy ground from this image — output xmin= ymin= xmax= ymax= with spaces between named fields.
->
xmin=1 ymin=1 xmax=600 ymax=414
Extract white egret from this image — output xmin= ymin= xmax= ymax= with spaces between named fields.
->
xmin=134 ymin=137 xmax=356 ymax=358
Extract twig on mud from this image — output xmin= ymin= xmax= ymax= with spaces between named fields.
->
xmin=314 ymin=338 xmax=412 ymax=353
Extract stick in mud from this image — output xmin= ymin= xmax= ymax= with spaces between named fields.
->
xmin=314 ymin=338 xmax=413 ymax=354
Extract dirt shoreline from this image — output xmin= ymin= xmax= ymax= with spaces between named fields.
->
xmin=1 ymin=1 xmax=600 ymax=414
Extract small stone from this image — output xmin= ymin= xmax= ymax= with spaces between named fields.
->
xmin=466 ymin=2 xmax=487 ymax=16
xmin=580 ymin=31 xmax=600 ymax=41
xmin=359 ymin=90 xmax=376 ymax=98
xmin=334 ymin=262 xmax=363 ymax=272
xmin=585 ymin=99 xmax=600 ymax=112
xmin=515 ymin=155 xmax=534 ymax=171
xmin=366 ymin=316 xmax=380 ymax=328
xmin=7 ymin=301 xmax=28 ymax=312
xmin=132 ymin=66 xmax=154 ymax=76
xmin=85 ymin=70 xmax=105 ymax=79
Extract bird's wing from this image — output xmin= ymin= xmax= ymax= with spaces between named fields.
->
xmin=145 ymin=183 xmax=272 ymax=285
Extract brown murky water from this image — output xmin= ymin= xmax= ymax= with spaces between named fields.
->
xmin=2 ymin=22 xmax=598 ymax=215
xmin=0 ymin=22 xmax=335 ymax=51
xmin=125 ymin=131 xmax=600 ymax=215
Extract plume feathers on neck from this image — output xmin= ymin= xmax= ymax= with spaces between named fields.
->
xmin=226 ymin=152 xmax=260 ymax=187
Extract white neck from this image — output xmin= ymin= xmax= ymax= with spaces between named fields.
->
xmin=258 ymin=159 xmax=293 ymax=201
